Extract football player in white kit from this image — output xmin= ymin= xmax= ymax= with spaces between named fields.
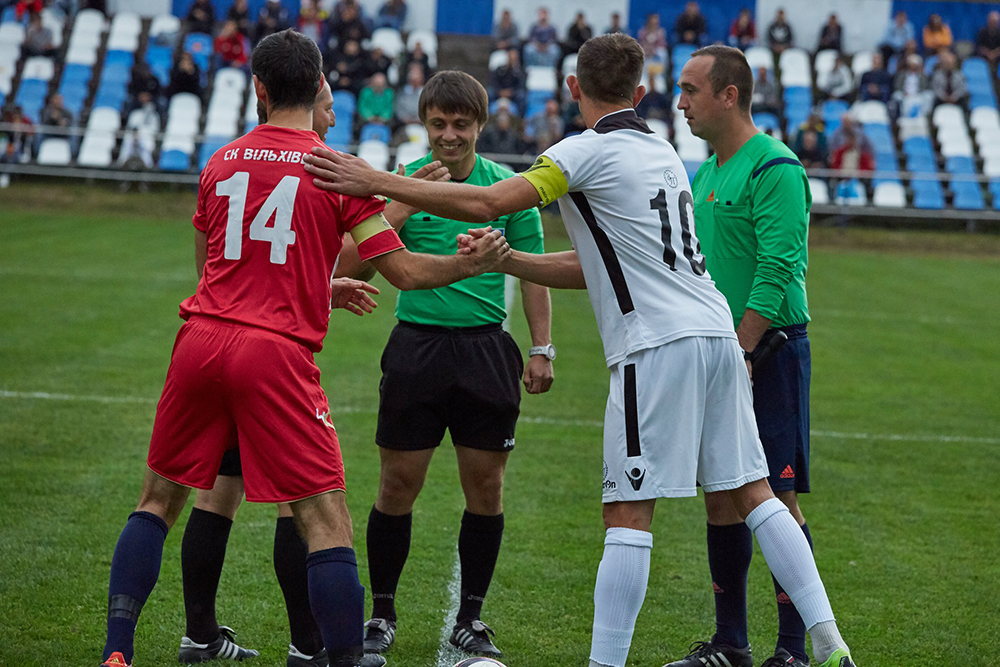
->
xmin=302 ymin=33 xmax=858 ymax=667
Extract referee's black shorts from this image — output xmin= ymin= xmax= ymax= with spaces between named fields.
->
xmin=376 ymin=321 xmax=524 ymax=452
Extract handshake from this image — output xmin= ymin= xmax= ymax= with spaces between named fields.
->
xmin=456 ymin=226 xmax=512 ymax=275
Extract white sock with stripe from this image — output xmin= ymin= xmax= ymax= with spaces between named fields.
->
xmin=746 ymin=498 xmax=848 ymax=662
xmin=589 ymin=527 xmax=653 ymax=667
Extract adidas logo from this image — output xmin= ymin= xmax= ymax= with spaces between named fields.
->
xmin=776 ymin=592 xmax=792 ymax=604
xmin=707 ymin=189 xmax=715 ymax=202
xmin=780 ymin=465 xmax=795 ymax=479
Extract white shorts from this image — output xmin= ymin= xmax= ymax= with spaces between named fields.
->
xmin=601 ymin=336 xmax=769 ymax=502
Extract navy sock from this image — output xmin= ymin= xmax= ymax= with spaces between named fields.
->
xmin=457 ymin=511 xmax=505 ymax=622
xmin=773 ymin=522 xmax=814 ymax=661
xmin=366 ymin=506 xmax=412 ymax=622
xmin=306 ymin=547 xmax=365 ymax=664
xmin=181 ymin=508 xmax=233 ymax=644
xmin=274 ymin=517 xmax=323 ymax=656
xmin=103 ymin=511 xmax=169 ymax=663
xmin=707 ymin=522 xmax=752 ymax=648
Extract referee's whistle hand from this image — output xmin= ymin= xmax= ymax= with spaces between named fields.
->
xmin=305 ymin=147 xmax=377 ymax=197
xmin=523 ymin=356 xmax=554 ymax=394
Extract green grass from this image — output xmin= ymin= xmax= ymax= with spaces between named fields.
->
xmin=1 ymin=184 xmax=999 ymax=666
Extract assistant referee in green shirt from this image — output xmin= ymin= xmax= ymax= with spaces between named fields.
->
xmin=666 ymin=46 xmax=817 ymax=667
xmin=359 ymin=71 xmax=554 ymax=660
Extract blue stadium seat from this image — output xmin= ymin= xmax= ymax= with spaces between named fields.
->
xmin=62 ymin=64 xmax=93 ymax=85
xmin=1 ymin=6 xmax=16 ymax=22
xmin=15 ymin=80 xmax=47 ymax=121
xmin=242 ymin=119 xmax=257 ymax=134
xmin=873 ymin=151 xmax=901 ymax=187
xmin=524 ymin=90 xmax=553 ymax=119
xmin=93 ymin=88 xmax=125 ymax=111
xmin=198 ymin=139 xmax=229 ymax=170
xmin=903 ymin=136 xmax=934 ymax=157
xmin=821 ymin=99 xmax=850 ymax=124
xmin=865 ymin=124 xmax=895 ymax=153
xmin=672 ymin=43 xmax=697 ymax=63
xmin=101 ymin=64 xmax=132 ymax=86
xmin=331 ymin=90 xmax=356 ymax=116
xmin=146 ymin=45 xmax=173 ymax=86
xmin=159 ymin=149 xmax=192 ymax=171
xmin=951 ymin=181 xmax=984 ymax=210
xmin=60 ymin=82 xmax=89 ymax=116
xmin=324 ymin=124 xmax=352 ymax=151
xmin=105 ymin=50 xmax=134 ymax=68
xmin=911 ymin=179 xmax=945 ymax=209
xmin=990 ymin=179 xmax=1000 ymax=209
xmin=924 ymin=55 xmax=938 ymax=75
xmin=963 ymin=57 xmax=991 ymax=83
xmin=753 ymin=112 xmax=780 ymax=133
xmin=783 ymin=86 xmax=812 ymax=105
xmin=184 ymin=32 xmax=213 ymax=73
xmin=359 ymin=123 xmax=391 ymax=144
xmin=906 ymin=153 xmax=937 ymax=173
xmin=488 ymin=98 xmax=519 ymax=116
xmin=969 ymin=90 xmax=997 ymax=110
xmin=0 ymin=91 xmax=5 ymax=108
xmin=683 ymin=161 xmax=701 ymax=181
xmin=945 ymin=156 xmax=975 ymax=174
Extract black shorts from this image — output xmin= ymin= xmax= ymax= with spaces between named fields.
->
xmin=376 ymin=321 xmax=523 ymax=451
xmin=752 ymin=324 xmax=811 ymax=493
xmin=217 ymin=447 xmax=242 ymax=477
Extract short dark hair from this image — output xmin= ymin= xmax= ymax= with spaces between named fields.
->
xmin=576 ymin=34 xmax=644 ymax=104
xmin=418 ymin=71 xmax=489 ymax=127
xmin=251 ymin=28 xmax=323 ymax=111
xmin=690 ymin=44 xmax=754 ymax=112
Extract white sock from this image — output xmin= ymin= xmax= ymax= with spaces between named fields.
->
xmin=589 ymin=527 xmax=653 ymax=667
xmin=746 ymin=498 xmax=848 ymax=661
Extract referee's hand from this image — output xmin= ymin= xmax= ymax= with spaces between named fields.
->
xmin=523 ymin=356 xmax=554 ymax=394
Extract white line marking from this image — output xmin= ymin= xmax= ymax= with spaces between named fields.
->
xmin=2 ymin=388 xmax=998 ymax=445
xmin=435 ymin=554 xmax=464 ymax=667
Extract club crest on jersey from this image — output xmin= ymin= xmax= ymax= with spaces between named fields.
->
xmin=663 ymin=168 xmax=678 ymax=189
xmin=602 ymin=460 xmax=616 ymax=491
xmin=315 ymin=408 xmax=336 ymax=430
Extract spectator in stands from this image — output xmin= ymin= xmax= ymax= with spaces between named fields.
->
xmin=329 ymin=2 xmax=369 ymax=46
xmin=728 ymin=8 xmax=756 ymax=51
xmin=893 ymin=53 xmax=932 ymax=117
xmin=491 ymin=48 xmax=525 ymax=111
xmin=564 ymin=12 xmax=593 ymax=55
xmin=478 ymin=109 xmax=524 ymax=155
xmin=976 ymin=11 xmax=1000 ymax=67
xmin=21 ymin=12 xmax=57 ymax=58
xmin=795 ymin=129 xmax=827 ymax=169
xmin=299 ymin=0 xmax=327 ymax=46
xmin=635 ymin=73 xmax=670 ymax=121
xmin=817 ymin=13 xmax=842 ymax=53
xmin=859 ymin=52 xmax=893 ymax=104
xmin=166 ymin=51 xmax=203 ymax=100
xmin=524 ymin=8 xmax=560 ymax=68
xmin=562 ymin=99 xmax=586 ymax=133
xmin=605 ymin=12 xmax=624 ymax=35
xmin=369 ymin=46 xmax=392 ymax=77
xmin=213 ymin=20 xmax=249 ymax=72
xmin=357 ymin=72 xmax=394 ymax=129
xmin=675 ymin=1 xmax=707 ymax=46
xmin=880 ymin=11 xmax=914 ymax=68
xmin=185 ymin=0 xmax=215 ymax=35
xmin=14 ymin=0 xmax=41 ymax=20
xmin=922 ymin=14 xmax=953 ymax=55
xmin=40 ymin=93 xmax=72 ymax=137
xmin=527 ymin=98 xmax=563 ymax=152
xmin=751 ymin=66 xmax=780 ymax=115
xmin=118 ymin=124 xmax=154 ymax=170
xmin=493 ymin=9 xmax=520 ymax=51
xmin=830 ymin=120 xmax=874 ymax=173
xmin=793 ymin=110 xmax=826 ymax=148
xmin=227 ymin=0 xmax=251 ymax=38
xmin=376 ymin=0 xmax=407 ymax=32
xmin=394 ymin=63 xmax=424 ymax=126
xmin=637 ymin=13 xmax=667 ymax=70
xmin=0 ymin=105 xmax=35 ymax=164
xmin=931 ymin=51 xmax=969 ymax=110
xmin=818 ymin=54 xmax=855 ymax=102
xmin=830 ymin=114 xmax=873 ymax=153
xmin=766 ymin=8 xmax=793 ymax=54
xmin=328 ymin=39 xmax=370 ymax=94
xmin=404 ymin=40 xmax=433 ymax=81
xmin=255 ymin=0 xmax=290 ymax=44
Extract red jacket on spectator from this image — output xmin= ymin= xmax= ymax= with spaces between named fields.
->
xmin=830 ymin=143 xmax=874 ymax=172
xmin=214 ymin=30 xmax=248 ymax=67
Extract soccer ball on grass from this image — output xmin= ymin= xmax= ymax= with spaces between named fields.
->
xmin=453 ymin=659 xmax=507 ymax=667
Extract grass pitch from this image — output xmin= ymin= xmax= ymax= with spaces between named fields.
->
xmin=1 ymin=183 xmax=999 ymax=666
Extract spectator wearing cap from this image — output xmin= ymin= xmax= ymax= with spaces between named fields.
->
xmin=976 ymin=12 xmax=1000 ymax=66
xmin=859 ymin=53 xmax=893 ymax=104
xmin=766 ymin=8 xmax=793 ymax=54
xmin=922 ymin=14 xmax=953 ymax=55
xmin=728 ymin=8 xmax=756 ymax=50
xmin=817 ymin=14 xmax=842 ymax=53
xmin=675 ymin=1 xmax=707 ymax=46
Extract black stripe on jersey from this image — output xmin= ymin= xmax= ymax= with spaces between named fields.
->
xmin=624 ymin=363 xmax=640 ymax=458
xmin=593 ymin=109 xmax=654 ymax=135
xmin=568 ymin=191 xmax=635 ymax=315
xmin=751 ymin=157 xmax=803 ymax=179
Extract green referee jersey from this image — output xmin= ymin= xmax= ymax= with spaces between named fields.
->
xmin=692 ymin=132 xmax=811 ymax=330
xmin=395 ymin=153 xmax=544 ymax=327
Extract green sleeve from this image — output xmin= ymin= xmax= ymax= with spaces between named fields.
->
xmin=505 ymin=204 xmax=544 ymax=254
xmin=747 ymin=162 xmax=809 ymax=320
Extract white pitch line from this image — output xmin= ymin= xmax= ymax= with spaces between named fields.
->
xmin=2 ymin=388 xmax=998 ymax=445
xmin=434 ymin=555 xmax=465 ymax=667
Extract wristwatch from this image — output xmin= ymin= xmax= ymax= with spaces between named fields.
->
xmin=529 ymin=344 xmax=557 ymax=361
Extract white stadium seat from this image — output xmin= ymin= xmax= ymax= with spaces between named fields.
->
xmin=107 ymin=12 xmax=142 ymax=52
xmin=66 ymin=44 xmax=98 ymax=66
xmin=851 ymin=51 xmax=874 ymax=77
xmin=0 ymin=22 xmax=25 ymax=48
xmin=204 ymin=115 xmax=238 ymax=139
xmin=744 ymin=46 xmax=773 ymax=71
xmin=489 ymin=49 xmax=509 ymax=72
xmin=969 ymin=106 xmax=1000 ymax=132
xmin=87 ymin=107 xmax=123 ymax=136
xmin=639 ymin=70 xmax=668 ymax=93
xmin=897 ymin=116 xmax=929 ymax=140
xmin=808 ymin=178 xmax=830 ymax=205
xmin=813 ymin=50 xmax=839 ymax=79
xmin=778 ymin=48 xmax=811 ymax=87
xmin=370 ymin=27 xmax=404 ymax=58
xmin=357 ymin=140 xmax=390 ymax=170
xmin=983 ymin=156 xmax=1000 ymax=176
xmin=126 ymin=107 xmax=161 ymax=137
xmin=562 ymin=53 xmax=578 ymax=76
xmin=932 ymin=104 xmax=965 ymax=129
xmin=977 ymin=140 xmax=1000 ymax=160
xmin=395 ymin=141 xmax=427 ymax=166
xmin=168 ymin=93 xmax=203 ymax=121
xmin=22 ymin=56 xmax=55 ymax=82
xmin=852 ymin=100 xmax=890 ymax=125
xmin=526 ymin=66 xmax=557 ymax=92
xmin=676 ymin=138 xmax=709 ymax=162
xmin=402 ymin=123 xmax=428 ymax=147
xmin=77 ymin=133 xmax=115 ymax=167
xmin=161 ymin=133 xmax=196 ymax=154
xmin=149 ymin=14 xmax=181 ymax=42
xmin=245 ymin=86 xmax=260 ymax=122
xmin=873 ymin=181 xmax=906 ymax=207
xmin=40 ymin=8 xmax=63 ymax=47
xmin=406 ymin=29 xmax=437 ymax=55
xmin=37 ymin=138 xmax=72 ymax=166
xmin=213 ymin=68 xmax=247 ymax=94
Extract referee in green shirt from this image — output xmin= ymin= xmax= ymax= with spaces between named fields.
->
xmin=666 ymin=46 xmax=816 ymax=667
xmin=360 ymin=71 xmax=554 ymax=659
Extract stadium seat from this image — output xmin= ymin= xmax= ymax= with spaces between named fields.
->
xmin=370 ymin=27 xmax=404 ymax=59
xmin=852 ymin=100 xmax=889 ymax=125
xmin=126 ymin=107 xmax=160 ymax=137
xmin=107 ymin=12 xmax=141 ymax=52
xmin=66 ymin=43 xmax=99 ymax=67
xmin=332 ymin=90 xmax=356 ymax=117
xmin=983 ymin=155 xmax=1000 ymax=177
xmin=903 ymin=136 xmax=934 ymax=157
xmin=744 ymin=46 xmax=773 ymax=71
xmin=0 ymin=22 xmax=25 ymax=49
xmin=94 ymin=86 xmax=126 ymax=111
xmin=159 ymin=149 xmax=191 ymax=171
xmin=37 ymin=138 xmax=73 ymax=166
xmin=60 ymin=81 xmax=88 ymax=116
xmin=808 ymin=178 xmax=830 ymax=205
xmin=242 ymin=119 xmax=257 ymax=135
xmin=198 ymin=138 xmax=229 ymax=170
xmin=865 ymin=124 xmax=895 ymax=153
xmin=813 ymin=49 xmax=839 ymax=80
xmin=939 ymin=136 xmax=974 ymax=158
xmin=821 ymin=99 xmax=850 ymax=124
xmin=672 ymin=43 xmax=696 ymax=65
xmin=395 ymin=141 xmax=428 ymax=166
xmin=406 ymin=29 xmax=438 ymax=66
xmin=932 ymin=104 xmax=964 ymax=130
xmin=897 ymin=116 xmax=929 ymax=140
xmin=905 ymin=153 xmax=937 ymax=173
xmin=962 ymin=57 xmax=991 ymax=83
xmin=184 ymin=33 xmax=213 ymax=74
xmin=146 ymin=45 xmax=173 ymax=85
xmin=951 ymin=180 xmax=984 ymax=210
xmin=526 ymin=66 xmax=557 ymax=92
xmin=402 ymin=123 xmax=428 ymax=147
xmin=61 ymin=63 xmax=92 ymax=86
xmin=69 ymin=8 xmax=106 ymax=50
xmin=851 ymin=51 xmax=873 ymax=77
xmin=483 ymin=49 xmax=508 ymax=73
xmin=562 ymin=52 xmax=578 ymax=76
xmin=204 ymin=116 xmax=238 ymax=140
xmin=945 ymin=156 xmax=975 ymax=174
xmin=753 ymin=112 xmax=780 ymax=134
xmin=0 ymin=5 xmax=16 ymax=23
xmin=834 ymin=179 xmax=867 ymax=205
xmin=357 ymin=140 xmax=390 ymax=170
xmin=149 ymin=14 xmax=181 ymax=46
xmin=677 ymin=138 xmax=709 ymax=162
xmin=324 ymin=124 xmax=352 ymax=151
xmin=77 ymin=134 xmax=115 ymax=167
xmin=777 ymin=48 xmax=811 ymax=87
xmin=923 ymin=55 xmax=939 ymax=75
xmin=872 ymin=181 xmax=906 ymax=207
xmin=214 ymin=68 xmax=247 ymax=95
xmin=359 ymin=123 xmax=391 ymax=144
xmin=911 ymin=179 xmax=945 ymax=208
xmin=969 ymin=90 xmax=997 ymax=110
xmin=161 ymin=133 xmax=196 ymax=155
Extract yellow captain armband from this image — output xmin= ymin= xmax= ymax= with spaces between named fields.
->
xmin=519 ymin=155 xmax=569 ymax=207
xmin=349 ymin=212 xmax=393 ymax=244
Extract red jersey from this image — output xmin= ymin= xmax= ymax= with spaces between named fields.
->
xmin=180 ymin=124 xmax=403 ymax=351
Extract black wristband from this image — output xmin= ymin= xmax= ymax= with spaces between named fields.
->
xmin=743 ymin=349 xmax=753 ymax=361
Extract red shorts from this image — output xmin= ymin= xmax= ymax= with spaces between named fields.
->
xmin=147 ymin=316 xmax=345 ymax=503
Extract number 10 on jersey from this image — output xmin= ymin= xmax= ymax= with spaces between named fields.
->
xmin=216 ymin=172 xmax=300 ymax=265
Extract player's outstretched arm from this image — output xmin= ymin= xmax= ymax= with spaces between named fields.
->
xmin=383 ymin=161 xmax=452 ymax=228
xmin=304 ymin=147 xmax=539 ymax=223
xmin=368 ymin=228 xmax=511 ymax=291
xmin=330 ymin=277 xmax=379 ymax=316
xmin=458 ymin=229 xmax=586 ymax=289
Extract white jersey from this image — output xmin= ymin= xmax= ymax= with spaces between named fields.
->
xmin=521 ymin=108 xmax=736 ymax=367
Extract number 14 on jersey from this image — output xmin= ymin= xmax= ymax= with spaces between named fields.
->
xmin=216 ymin=172 xmax=300 ymax=265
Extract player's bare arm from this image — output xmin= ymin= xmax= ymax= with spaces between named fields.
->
xmin=304 ymin=147 xmax=539 ymax=223
xmin=366 ymin=228 xmax=510 ymax=291
xmin=195 ymin=229 xmax=207 ymax=278
xmin=458 ymin=229 xmax=586 ymax=289
xmin=330 ymin=277 xmax=379 ymax=316
xmin=736 ymin=308 xmax=773 ymax=352
xmin=520 ymin=281 xmax=554 ymax=394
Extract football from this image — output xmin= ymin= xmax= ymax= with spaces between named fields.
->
xmin=452 ymin=659 xmax=507 ymax=667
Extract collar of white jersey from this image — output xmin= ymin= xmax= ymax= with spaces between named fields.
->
xmin=592 ymin=108 xmax=654 ymax=135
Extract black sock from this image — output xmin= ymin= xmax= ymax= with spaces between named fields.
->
xmin=306 ymin=547 xmax=365 ymax=663
xmin=457 ymin=510 xmax=504 ymax=623
xmin=707 ymin=522 xmax=752 ymax=648
xmin=103 ymin=511 xmax=168 ymax=663
xmin=181 ymin=508 xmax=233 ymax=644
xmin=274 ymin=517 xmax=323 ymax=656
xmin=774 ymin=522 xmax=814 ymax=661
xmin=366 ymin=506 xmax=412 ymax=622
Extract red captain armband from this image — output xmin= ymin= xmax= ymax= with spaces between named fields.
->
xmin=350 ymin=212 xmax=405 ymax=260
